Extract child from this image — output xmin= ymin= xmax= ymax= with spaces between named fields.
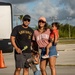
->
xmin=28 ymin=41 xmax=41 ymax=75
xmin=26 ymin=49 xmax=40 ymax=75
xmin=42 ymin=22 xmax=59 ymax=58
xmin=32 ymin=50 xmax=41 ymax=75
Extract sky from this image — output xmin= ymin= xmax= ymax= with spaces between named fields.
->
xmin=0 ymin=0 xmax=75 ymax=27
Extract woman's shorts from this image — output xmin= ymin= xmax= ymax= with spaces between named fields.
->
xmin=40 ymin=45 xmax=57 ymax=60
xmin=14 ymin=53 xmax=31 ymax=68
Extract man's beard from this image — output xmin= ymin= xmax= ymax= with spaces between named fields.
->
xmin=23 ymin=23 xmax=28 ymax=27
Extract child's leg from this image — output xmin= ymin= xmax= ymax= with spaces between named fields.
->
xmin=34 ymin=70 xmax=41 ymax=75
xmin=34 ymin=64 xmax=41 ymax=75
xmin=46 ymin=48 xmax=50 ymax=55
xmin=42 ymin=48 xmax=49 ymax=59
xmin=42 ymin=43 xmax=52 ymax=59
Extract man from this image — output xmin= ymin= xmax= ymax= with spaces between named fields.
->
xmin=10 ymin=14 xmax=34 ymax=75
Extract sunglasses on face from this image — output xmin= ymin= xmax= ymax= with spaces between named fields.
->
xmin=24 ymin=19 xmax=30 ymax=22
xmin=38 ymin=20 xmax=46 ymax=23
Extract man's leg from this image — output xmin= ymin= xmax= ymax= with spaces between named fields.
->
xmin=23 ymin=68 xmax=29 ymax=75
xmin=14 ymin=68 xmax=21 ymax=75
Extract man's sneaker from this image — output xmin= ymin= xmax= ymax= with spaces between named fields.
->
xmin=42 ymin=55 xmax=49 ymax=59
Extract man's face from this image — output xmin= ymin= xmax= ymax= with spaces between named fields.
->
xmin=23 ymin=19 xmax=30 ymax=27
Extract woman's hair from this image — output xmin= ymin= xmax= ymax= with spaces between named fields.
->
xmin=37 ymin=22 xmax=48 ymax=32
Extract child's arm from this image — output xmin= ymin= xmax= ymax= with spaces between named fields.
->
xmin=34 ymin=54 xmax=39 ymax=64
xmin=54 ymin=33 xmax=58 ymax=44
xmin=47 ymin=37 xmax=54 ymax=49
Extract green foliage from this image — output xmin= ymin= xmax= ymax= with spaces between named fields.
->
xmin=59 ymin=23 xmax=75 ymax=38
xmin=18 ymin=15 xmax=24 ymax=21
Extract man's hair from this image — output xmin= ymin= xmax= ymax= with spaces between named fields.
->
xmin=23 ymin=14 xmax=31 ymax=21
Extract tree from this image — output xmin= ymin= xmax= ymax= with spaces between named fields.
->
xmin=18 ymin=15 xmax=23 ymax=21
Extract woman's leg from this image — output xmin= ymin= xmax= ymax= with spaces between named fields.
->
xmin=40 ymin=60 xmax=47 ymax=75
xmin=49 ymin=57 xmax=56 ymax=75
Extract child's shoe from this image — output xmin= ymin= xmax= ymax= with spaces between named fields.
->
xmin=42 ymin=55 xmax=49 ymax=59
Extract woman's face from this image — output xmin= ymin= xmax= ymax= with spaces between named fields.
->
xmin=38 ymin=20 xmax=46 ymax=28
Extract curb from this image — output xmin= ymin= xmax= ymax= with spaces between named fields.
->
xmin=58 ymin=49 xmax=75 ymax=51
xmin=56 ymin=64 xmax=75 ymax=66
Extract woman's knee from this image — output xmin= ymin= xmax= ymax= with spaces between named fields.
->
xmin=40 ymin=66 xmax=46 ymax=72
xmin=50 ymin=64 xmax=56 ymax=70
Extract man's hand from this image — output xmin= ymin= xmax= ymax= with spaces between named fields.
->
xmin=16 ymin=48 xmax=22 ymax=54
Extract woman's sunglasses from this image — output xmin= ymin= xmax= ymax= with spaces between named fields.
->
xmin=38 ymin=20 xmax=46 ymax=23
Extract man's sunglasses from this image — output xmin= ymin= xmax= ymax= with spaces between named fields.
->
xmin=38 ymin=20 xmax=46 ymax=23
xmin=24 ymin=19 xmax=30 ymax=22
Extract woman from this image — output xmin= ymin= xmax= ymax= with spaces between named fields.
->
xmin=32 ymin=16 xmax=57 ymax=75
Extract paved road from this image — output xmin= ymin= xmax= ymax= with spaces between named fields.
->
xmin=0 ymin=65 xmax=75 ymax=75
xmin=57 ymin=44 xmax=75 ymax=51
xmin=0 ymin=44 xmax=75 ymax=75
xmin=56 ymin=44 xmax=75 ymax=65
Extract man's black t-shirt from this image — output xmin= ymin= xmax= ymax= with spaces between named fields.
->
xmin=11 ymin=25 xmax=34 ymax=54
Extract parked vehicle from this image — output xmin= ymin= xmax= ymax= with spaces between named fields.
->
xmin=0 ymin=2 xmax=13 ymax=53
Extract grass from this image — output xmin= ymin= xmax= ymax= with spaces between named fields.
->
xmin=58 ymin=39 xmax=75 ymax=44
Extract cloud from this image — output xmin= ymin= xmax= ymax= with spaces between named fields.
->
xmin=1 ymin=0 xmax=75 ymax=26
xmin=31 ymin=0 xmax=59 ymax=22
xmin=12 ymin=0 xmax=75 ymax=26
xmin=0 ymin=0 xmax=36 ymax=4
xmin=59 ymin=0 xmax=75 ymax=17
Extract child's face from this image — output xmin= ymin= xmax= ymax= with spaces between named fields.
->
xmin=52 ymin=24 xmax=57 ymax=30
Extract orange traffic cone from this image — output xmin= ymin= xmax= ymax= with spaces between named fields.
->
xmin=0 ymin=50 xmax=6 ymax=68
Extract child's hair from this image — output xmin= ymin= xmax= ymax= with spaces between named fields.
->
xmin=31 ymin=49 xmax=39 ymax=55
xmin=52 ymin=22 xmax=60 ymax=29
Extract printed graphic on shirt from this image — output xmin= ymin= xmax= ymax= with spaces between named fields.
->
xmin=19 ymin=30 xmax=32 ymax=39
xmin=19 ymin=30 xmax=32 ymax=35
xmin=37 ymin=34 xmax=49 ymax=41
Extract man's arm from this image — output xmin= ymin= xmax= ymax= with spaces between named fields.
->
xmin=10 ymin=36 xmax=22 ymax=54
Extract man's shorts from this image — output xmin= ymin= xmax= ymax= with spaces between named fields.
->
xmin=14 ymin=53 xmax=32 ymax=68
xmin=40 ymin=45 xmax=57 ymax=60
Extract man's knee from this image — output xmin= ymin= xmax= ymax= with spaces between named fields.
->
xmin=23 ymin=68 xmax=29 ymax=72
xmin=15 ymin=68 xmax=21 ymax=71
